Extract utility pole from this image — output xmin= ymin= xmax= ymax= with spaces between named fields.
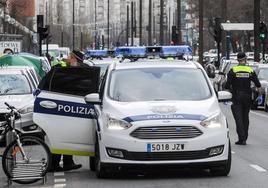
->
xmin=169 ymin=7 xmax=171 ymax=44
xmin=221 ymin=0 xmax=227 ymax=57
xmin=148 ymin=0 xmax=152 ymax=46
xmin=254 ymin=0 xmax=260 ymax=62
xmin=160 ymin=0 xmax=164 ymax=45
xmin=107 ymin=0 xmax=110 ymax=49
xmin=139 ymin=0 xmax=142 ymax=46
xmin=126 ymin=5 xmax=129 ymax=46
xmin=72 ymin=0 xmax=75 ymax=50
xmin=80 ymin=31 xmax=83 ymax=50
xmin=131 ymin=1 xmax=134 ymax=46
xmin=198 ymin=0 xmax=204 ymax=65
xmin=95 ymin=0 xmax=97 ymax=49
xmin=2 ymin=0 xmax=6 ymax=34
xmin=177 ymin=0 xmax=181 ymax=44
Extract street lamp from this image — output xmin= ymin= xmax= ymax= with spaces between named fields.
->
xmin=226 ymin=20 xmax=231 ymax=60
xmin=73 ymin=0 xmax=75 ymax=50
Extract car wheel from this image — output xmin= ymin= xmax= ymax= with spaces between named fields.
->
xmin=90 ymin=157 xmax=96 ymax=171
xmin=265 ymin=104 xmax=268 ymax=112
xmin=95 ymin=139 xmax=108 ymax=178
xmin=210 ymin=140 xmax=231 ymax=176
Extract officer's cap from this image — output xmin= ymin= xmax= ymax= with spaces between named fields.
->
xmin=237 ymin=52 xmax=247 ymax=61
xmin=72 ymin=50 xmax=84 ymax=62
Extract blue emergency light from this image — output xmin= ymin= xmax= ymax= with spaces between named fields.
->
xmin=160 ymin=46 xmax=193 ymax=57
xmin=115 ymin=47 xmax=147 ymax=58
xmin=85 ymin=50 xmax=108 ymax=58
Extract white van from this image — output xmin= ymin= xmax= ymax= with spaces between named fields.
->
xmin=42 ymin=44 xmax=60 ymax=59
xmin=59 ymin=47 xmax=70 ymax=59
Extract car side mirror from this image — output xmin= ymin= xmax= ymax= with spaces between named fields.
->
xmin=218 ymin=91 xmax=232 ymax=102
xmin=33 ymin=89 xmax=41 ymax=96
xmin=85 ymin=93 xmax=101 ymax=105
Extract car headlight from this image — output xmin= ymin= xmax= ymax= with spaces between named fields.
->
xmin=200 ymin=113 xmax=222 ymax=128
xmin=19 ymin=106 xmax=34 ymax=114
xmin=107 ymin=116 xmax=132 ymax=130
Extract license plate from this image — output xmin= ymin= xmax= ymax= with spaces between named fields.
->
xmin=147 ymin=143 xmax=185 ymax=152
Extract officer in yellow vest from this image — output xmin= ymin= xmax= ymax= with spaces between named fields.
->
xmin=225 ymin=52 xmax=261 ymax=145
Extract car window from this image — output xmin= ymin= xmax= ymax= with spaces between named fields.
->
xmin=39 ymin=67 xmax=100 ymax=96
xmin=109 ymin=68 xmax=211 ymax=102
xmin=258 ymin=68 xmax=268 ymax=80
xmin=0 ymin=74 xmax=31 ymax=95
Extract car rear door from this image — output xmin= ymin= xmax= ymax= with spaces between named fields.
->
xmin=33 ymin=67 xmax=100 ymax=156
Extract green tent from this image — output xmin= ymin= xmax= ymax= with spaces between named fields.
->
xmin=17 ymin=54 xmax=47 ymax=78
xmin=0 ymin=54 xmax=46 ymax=78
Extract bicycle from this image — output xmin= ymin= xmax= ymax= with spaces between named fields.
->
xmin=0 ymin=102 xmax=51 ymax=185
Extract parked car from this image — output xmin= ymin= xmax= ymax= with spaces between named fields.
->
xmin=0 ymin=66 xmax=43 ymax=145
xmin=251 ymin=64 xmax=268 ymax=110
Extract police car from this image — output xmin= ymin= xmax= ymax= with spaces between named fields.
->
xmin=33 ymin=47 xmax=232 ymax=178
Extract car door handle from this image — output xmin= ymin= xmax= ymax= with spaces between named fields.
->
xmin=39 ymin=101 xmax=57 ymax=109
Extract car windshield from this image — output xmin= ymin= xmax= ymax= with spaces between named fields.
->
xmin=0 ymin=74 xmax=31 ymax=95
xmin=109 ymin=68 xmax=211 ymax=102
xmin=95 ymin=63 xmax=110 ymax=76
xmin=258 ymin=68 xmax=268 ymax=80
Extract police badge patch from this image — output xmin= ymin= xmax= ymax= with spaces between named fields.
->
xmin=236 ymin=73 xmax=250 ymax=78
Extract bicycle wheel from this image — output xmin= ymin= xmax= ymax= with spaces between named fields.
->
xmin=2 ymin=136 xmax=51 ymax=184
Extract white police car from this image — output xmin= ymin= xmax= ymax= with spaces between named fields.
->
xmin=33 ymin=58 xmax=232 ymax=178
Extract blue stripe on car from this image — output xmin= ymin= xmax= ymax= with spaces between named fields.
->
xmin=123 ymin=114 xmax=207 ymax=122
xmin=34 ymin=97 xmax=96 ymax=119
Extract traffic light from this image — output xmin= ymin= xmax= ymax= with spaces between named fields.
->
xmin=213 ymin=18 xmax=222 ymax=43
xmin=171 ymin=26 xmax=178 ymax=45
xmin=37 ymin=15 xmax=50 ymax=41
xmin=38 ymin=25 xmax=50 ymax=41
xmin=259 ymin=22 xmax=267 ymax=42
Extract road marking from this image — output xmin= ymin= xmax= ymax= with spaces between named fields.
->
xmin=54 ymin=184 xmax=66 ymax=187
xmin=250 ymin=111 xmax=268 ymax=119
xmin=231 ymin=151 xmax=235 ymax=154
xmin=250 ymin=164 xmax=267 ymax=172
xmin=55 ymin=179 xmax=66 ymax=183
xmin=54 ymin=172 xmax=65 ymax=176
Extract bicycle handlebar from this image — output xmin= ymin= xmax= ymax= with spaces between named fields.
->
xmin=4 ymin=102 xmax=15 ymax=110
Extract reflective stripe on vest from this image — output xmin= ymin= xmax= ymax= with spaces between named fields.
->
xmin=232 ymin=66 xmax=253 ymax=73
xmin=59 ymin=61 xmax=67 ymax=67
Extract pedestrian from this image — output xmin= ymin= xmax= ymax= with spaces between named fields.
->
xmin=38 ymin=60 xmax=82 ymax=172
xmin=225 ymin=52 xmax=261 ymax=145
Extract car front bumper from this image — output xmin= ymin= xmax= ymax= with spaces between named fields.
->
xmin=99 ymin=128 xmax=229 ymax=165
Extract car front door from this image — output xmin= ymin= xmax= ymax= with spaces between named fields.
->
xmin=33 ymin=67 xmax=100 ymax=156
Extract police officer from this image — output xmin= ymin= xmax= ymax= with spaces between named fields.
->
xmin=225 ymin=52 xmax=261 ymax=145
xmin=39 ymin=61 xmax=82 ymax=172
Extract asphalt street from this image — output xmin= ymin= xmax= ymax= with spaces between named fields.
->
xmin=1 ymin=104 xmax=268 ymax=188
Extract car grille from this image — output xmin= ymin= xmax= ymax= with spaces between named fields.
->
xmin=123 ymin=149 xmax=212 ymax=161
xmin=130 ymin=126 xmax=203 ymax=139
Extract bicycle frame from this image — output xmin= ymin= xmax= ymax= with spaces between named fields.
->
xmin=0 ymin=110 xmax=29 ymax=162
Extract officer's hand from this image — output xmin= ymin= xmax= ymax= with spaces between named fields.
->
xmin=256 ymin=95 xmax=263 ymax=105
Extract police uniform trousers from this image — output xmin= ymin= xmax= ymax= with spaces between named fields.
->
xmin=231 ymin=91 xmax=252 ymax=142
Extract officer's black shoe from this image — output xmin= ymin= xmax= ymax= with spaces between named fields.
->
xmin=48 ymin=166 xmax=64 ymax=172
xmin=63 ymin=164 xmax=82 ymax=171
xmin=235 ymin=140 xmax=247 ymax=145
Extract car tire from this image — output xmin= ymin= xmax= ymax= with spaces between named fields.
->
xmin=90 ymin=157 xmax=96 ymax=171
xmin=95 ymin=138 xmax=108 ymax=178
xmin=265 ymin=104 xmax=268 ymax=112
xmin=210 ymin=140 xmax=231 ymax=176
